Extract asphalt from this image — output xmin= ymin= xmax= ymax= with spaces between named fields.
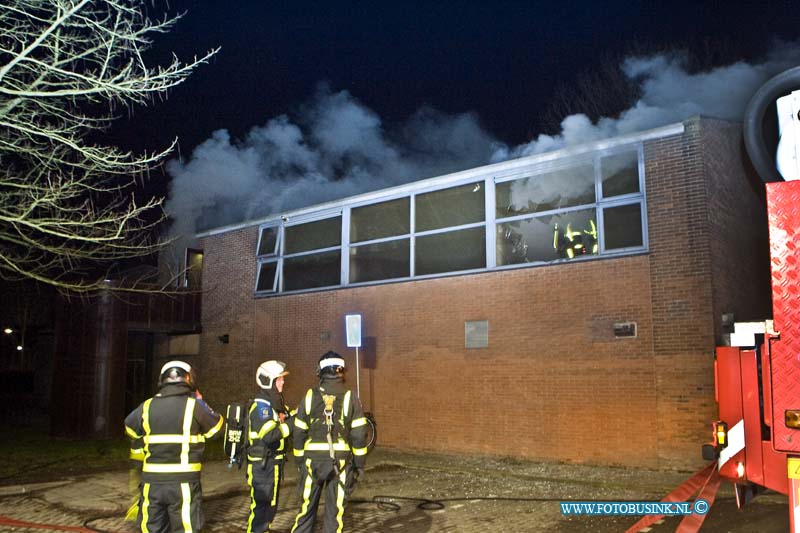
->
xmin=0 ymin=448 xmax=791 ymax=532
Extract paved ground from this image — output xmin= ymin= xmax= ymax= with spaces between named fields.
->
xmin=0 ymin=448 xmax=790 ymax=532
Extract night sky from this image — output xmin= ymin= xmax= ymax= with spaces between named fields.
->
xmin=97 ymin=0 xmax=800 ymax=237
xmin=113 ymin=0 xmax=800 ymax=154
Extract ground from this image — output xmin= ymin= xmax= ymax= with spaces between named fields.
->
xmin=0 ymin=443 xmax=791 ymax=532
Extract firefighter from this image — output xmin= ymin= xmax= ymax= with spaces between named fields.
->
xmin=291 ymin=351 xmax=369 ymax=533
xmin=124 ymin=360 xmax=223 ymax=533
xmin=246 ymin=360 xmax=294 ymax=533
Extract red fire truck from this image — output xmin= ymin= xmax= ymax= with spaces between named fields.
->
xmin=627 ymin=66 xmax=800 ymax=533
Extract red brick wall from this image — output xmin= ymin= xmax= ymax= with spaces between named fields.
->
xmin=197 ymin=118 xmax=768 ymax=470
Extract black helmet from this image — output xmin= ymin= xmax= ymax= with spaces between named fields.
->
xmin=159 ymin=360 xmax=196 ymax=389
xmin=317 ymin=351 xmax=345 ymax=378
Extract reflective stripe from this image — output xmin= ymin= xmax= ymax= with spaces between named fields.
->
xmin=271 ymin=463 xmax=280 ymax=506
xmin=142 ymin=463 xmax=202 ymax=473
xmin=293 ymin=448 xmax=305 ymax=457
xmin=144 ymin=434 xmax=205 ymax=444
xmin=246 ymin=464 xmax=256 ymax=533
xmin=126 ymin=426 xmax=141 ymax=439
xmin=130 ymin=448 xmax=145 ymax=461
xmin=141 ymin=482 xmax=151 ymax=533
xmin=257 ymin=420 xmax=278 ymax=440
xmin=279 ymin=422 xmax=290 ymax=438
xmin=304 ymin=441 xmax=351 ymax=452
xmin=292 ymin=459 xmax=314 ymax=532
xmin=351 ymin=417 xmax=367 ymax=428
xmin=142 ymin=399 xmax=153 ymax=463
xmin=335 ymin=459 xmax=347 ymax=532
xmin=305 ymin=389 xmax=313 ymax=414
xmin=204 ymin=416 xmax=224 ymax=439
xmin=181 ymin=482 xmax=193 ymax=532
xmin=352 ymin=446 xmax=368 ymax=456
xmin=294 ymin=418 xmax=309 ymax=430
xmin=181 ymin=398 xmax=196 ymax=468
xmin=342 ymin=391 xmax=351 ymax=427
xmin=247 ymin=454 xmax=285 ymax=462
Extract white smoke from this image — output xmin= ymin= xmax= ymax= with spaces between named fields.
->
xmin=165 ymin=86 xmax=500 ymax=238
xmin=166 ymin=42 xmax=800 ymax=240
xmin=492 ymin=41 xmax=800 ymax=161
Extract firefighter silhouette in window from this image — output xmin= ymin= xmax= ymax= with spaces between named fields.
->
xmin=553 ymin=219 xmax=598 ymax=259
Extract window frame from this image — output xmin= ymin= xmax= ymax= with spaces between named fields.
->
xmin=254 ymin=143 xmax=648 ymax=296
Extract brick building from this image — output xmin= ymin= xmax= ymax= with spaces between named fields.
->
xmin=193 ymin=116 xmax=771 ymax=470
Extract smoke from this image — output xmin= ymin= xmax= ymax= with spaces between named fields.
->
xmin=165 ymin=86 xmax=500 ymax=239
xmin=492 ymin=41 xmax=800 ymax=161
xmin=166 ymin=42 xmax=800 ymax=241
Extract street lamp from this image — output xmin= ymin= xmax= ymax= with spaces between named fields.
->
xmin=3 ymin=327 xmax=11 ymax=335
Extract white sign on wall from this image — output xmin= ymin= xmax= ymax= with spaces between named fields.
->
xmin=345 ymin=314 xmax=362 ymax=348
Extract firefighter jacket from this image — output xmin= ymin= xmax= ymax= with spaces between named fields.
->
xmin=247 ymin=390 xmax=293 ymax=462
xmin=124 ymin=382 xmax=223 ymax=483
xmin=292 ymin=377 xmax=369 ymax=467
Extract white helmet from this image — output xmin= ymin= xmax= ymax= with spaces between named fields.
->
xmin=256 ymin=360 xmax=289 ymax=389
xmin=159 ymin=360 xmax=195 ymax=388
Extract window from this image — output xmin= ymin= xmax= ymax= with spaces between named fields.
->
xmin=416 ymin=182 xmax=485 ymax=231
xmin=497 ymin=208 xmax=597 ymax=265
xmin=350 ymin=239 xmax=410 ymax=283
xmin=416 ymin=227 xmax=486 ymax=275
xmin=257 ymin=226 xmax=279 ymax=256
xmin=604 ymin=203 xmax=643 ymax=250
xmin=255 ymin=225 xmax=280 ymax=292
xmin=601 ymin=151 xmax=639 ymax=198
xmin=495 ymin=163 xmax=594 ymax=218
xmin=282 ymin=216 xmax=342 ymax=291
xmin=351 ymin=198 xmax=409 ymax=242
xmin=284 ymin=250 xmax=341 ymax=291
xmin=254 ymin=145 xmax=646 ymax=295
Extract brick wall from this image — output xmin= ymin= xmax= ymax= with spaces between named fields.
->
xmin=197 ymin=118 xmax=768 ymax=470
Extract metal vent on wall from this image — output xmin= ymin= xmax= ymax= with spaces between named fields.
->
xmin=465 ymin=320 xmax=489 ymax=349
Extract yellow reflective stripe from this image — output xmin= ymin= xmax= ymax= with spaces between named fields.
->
xmin=352 ymin=446 xmax=368 ymax=456
xmin=305 ymin=389 xmax=313 ymax=414
xmin=204 ymin=415 xmax=223 ymax=439
xmin=304 ymin=442 xmax=351 ymax=451
xmin=280 ymin=422 xmax=290 ymax=438
xmin=181 ymin=482 xmax=193 ymax=532
xmin=181 ymin=398 xmax=196 ymax=468
xmin=257 ymin=420 xmax=278 ymax=439
xmin=247 ymin=454 xmax=285 ymax=462
xmin=144 ymin=434 xmax=205 ymax=444
xmin=130 ymin=448 xmax=145 ymax=461
xmin=126 ymin=426 xmax=141 ymax=439
xmin=294 ymin=418 xmax=309 ymax=430
xmin=271 ymin=463 xmax=280 ymax=506
xmin=142 ymin=399 xmax=153 ymax=464
xmin=342 ymin=391 xmax=351 ymax=427
xmin=292 ymin=459 xmax=314 ymax=532
xmin=142 ymin=463 xmax=202 ymax=473
xmin=335 ymin=459 xmax=347 ymax=532
xmin=246 ymin=464 xmax=256 ymax=533
xmin=293 ymin=448 xmax=305 ymax=457
xmin=351 ymin=417 xmax=367 ymax=428
xmin=141 ymin=482 xmax=151 ymax=533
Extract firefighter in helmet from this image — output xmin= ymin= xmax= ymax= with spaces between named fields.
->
xmin=246 ymin=360 xmax=294 ymax=533
xmin=291 ymin=351 xmax=369 ymax=533
xmin=124 ymin=360 xmax=223 ymax=532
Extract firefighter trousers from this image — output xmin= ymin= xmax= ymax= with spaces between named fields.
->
xmin=291 ymin=458 xmax=351 ymax=533
xmin=138 ymin=481 xmax=204 ymax=533
xmin=246 ymin=458 xmax=283 ymax=533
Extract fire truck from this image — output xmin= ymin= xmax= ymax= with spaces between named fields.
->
xmin=626 ymin=66 xmax=800 ymax=533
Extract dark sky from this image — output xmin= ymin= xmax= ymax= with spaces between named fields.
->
xmin=111 ymin=0 xmax=800 ymax=157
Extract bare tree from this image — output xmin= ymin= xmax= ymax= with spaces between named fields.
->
xmin=0 ymin=0 xmax=218 ymax=292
